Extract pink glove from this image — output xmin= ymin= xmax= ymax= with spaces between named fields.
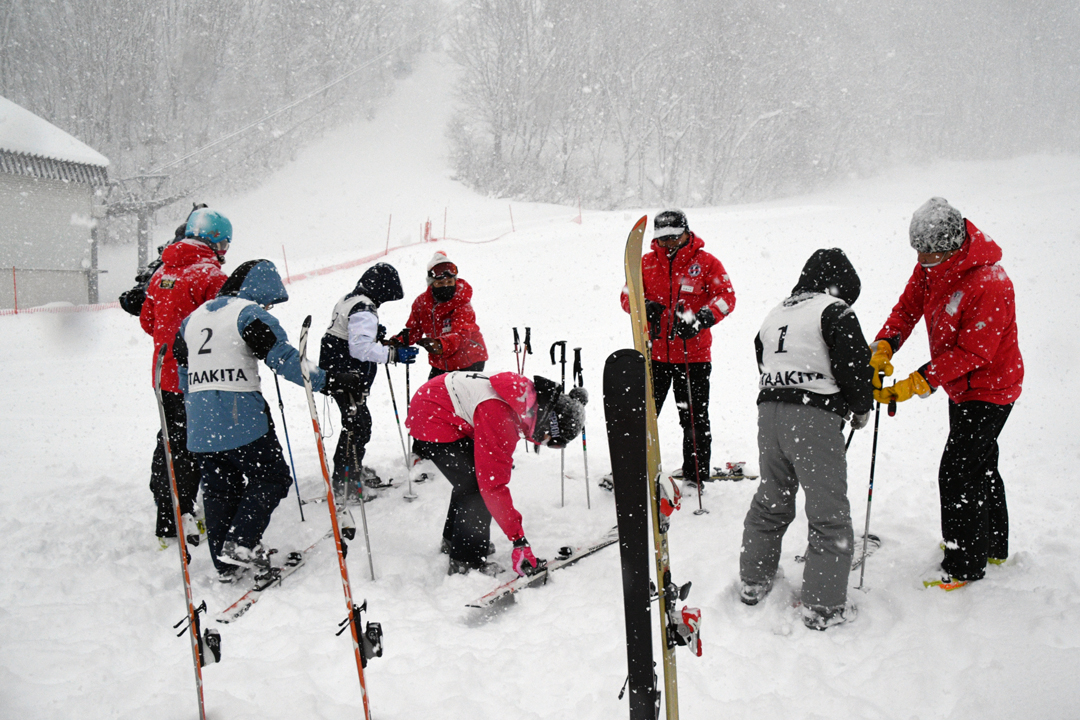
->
xmin=512 ymin=539 xmax=544 ymax=577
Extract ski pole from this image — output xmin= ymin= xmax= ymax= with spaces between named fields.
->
xmin=551 ymin=340 xmax=567 ymax=506
xmin=522 ymin=327 xmax=532 ymax=374
xmin=347 ymin=431 xmax=376 ymax=581
xmin=273 ymin=373 xmax=305 ymax=521
xmin=573 ymin=347 xmax=590 ymax=510
xmin=680 ymin=332 xmax=707 ymax=515
xmin=403 ymin=329 xmax=412 ymax=463
xmin=845 ymin=425 xmax=855 ymax=451
xmin=513 ymin=327 xmax=522 ymax=373
xmin=856 ymin=372 xmax=885 ymax=590
xmin=385 ymin=364 xmax=417 ymax=501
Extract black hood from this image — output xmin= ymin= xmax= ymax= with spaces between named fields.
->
xmin=791 ymin=248 xmax=861 ymax=306
xmin=352 ymin=263 xmax=404 ymax=307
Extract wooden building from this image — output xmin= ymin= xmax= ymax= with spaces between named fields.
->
xmin=0 ymin=95 xmax=110 ymax=309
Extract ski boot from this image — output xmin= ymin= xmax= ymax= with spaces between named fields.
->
xmin=219 ymin=541 xmax=274 ymax=573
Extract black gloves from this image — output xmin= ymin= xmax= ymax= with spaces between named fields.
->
xmin=416 ymin=337 xmax=443 ymax=355
xmin=673 ymin=307 xmax=716 ymax=339
xmin=645 ymin=300 xmax=665 ymax=328
xmin=850 ymin=411 xmax=871 ymax=430
xmin=323 ymin=372 xmax=366 ymax=398
xmin=118 ymin=286 xmax=146 ymax=316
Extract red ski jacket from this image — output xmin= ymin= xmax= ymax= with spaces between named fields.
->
xmin=620 ymin=232 xmax=736 ymax=363
xmin=140 ymin=240 xmax=226 ymax=392
xmin=405 ymin=372 xmax=539 ymax=542
xmin=875 ymin=220 xmax=1023 ymax=405
xmin=402 ymin=278 xmax=489 ymax=372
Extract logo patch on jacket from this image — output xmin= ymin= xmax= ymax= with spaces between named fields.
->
xmin=688 ymin=263 xmax=702 ymax=277
xmin=159 ymin=277 xmax=176 ymax=289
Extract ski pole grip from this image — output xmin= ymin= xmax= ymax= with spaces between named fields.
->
xmin=550 ymin=340 xmax=566 ymax=365
xmin=513 ymin=327 xmax=520 ymax=348
xmin=573 ymin=347 xmax=583 ymax=385
xmin=888 ymin=399 xmax=897 ymax=417
xmin=525 ymin=327 xmax=532 ymax=353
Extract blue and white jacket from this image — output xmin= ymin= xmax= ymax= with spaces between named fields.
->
xmin=175 ymin=260 xmax=327 ymax=452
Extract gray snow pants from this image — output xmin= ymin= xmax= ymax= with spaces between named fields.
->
xmin=740 ymin=401 xmax=854 ymax=610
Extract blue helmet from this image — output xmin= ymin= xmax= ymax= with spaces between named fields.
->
xmin=185 ymin=208 xmax=232 ymax=257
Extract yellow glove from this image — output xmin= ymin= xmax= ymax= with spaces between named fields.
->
xmin=869 ymin=340 xmax=894 ymax=389
xmin=874 ymin=371 xmax=932 ymax=404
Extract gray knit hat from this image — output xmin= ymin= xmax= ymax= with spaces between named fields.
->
xmin=909 ymin=197 xmax=965 ymax=253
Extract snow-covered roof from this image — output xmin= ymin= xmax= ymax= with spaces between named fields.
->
xmin=0 ymin=95 xmax=109 ymax=168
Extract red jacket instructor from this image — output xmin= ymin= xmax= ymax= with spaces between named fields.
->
xmin=872 ymin=197 xmax=1023 ymax=589
xmin=620 ymin=209 xmax=736 ymax=485
xmin=139 ymin=209 xmax=230 ymax=544
xmin=399 ymin=251 xmax=488 ymax=378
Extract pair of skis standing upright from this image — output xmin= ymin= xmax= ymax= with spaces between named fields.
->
xmin=152 ymin=317 xmax=381 ymax=720
xmin=604 ymin=216 xmax=703 ymax=720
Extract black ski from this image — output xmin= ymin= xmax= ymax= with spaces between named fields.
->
xmin=605 ymin=348 xmax=661 ymax=720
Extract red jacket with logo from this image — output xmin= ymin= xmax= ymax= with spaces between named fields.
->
xmin=405 ymin=372 xmax=538 ymax=542
xmin=620 ymin=232 xmax=736 ymax=363
xmin=140 ymin=240 xmax=226 ymax=392
xmin=875 ymin=220 xmax=1023 ymax=405
xmin=403 ymin=278 xmax=489 ymax=372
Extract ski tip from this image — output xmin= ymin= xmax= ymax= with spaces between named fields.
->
xmin=633 ymin=215 xmax=648 ymax=231
xmin=302 ymin=314 xmax=312 ymax=329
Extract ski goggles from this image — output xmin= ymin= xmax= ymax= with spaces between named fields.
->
xmin=428 ymin=262 xmax=458 ymax=281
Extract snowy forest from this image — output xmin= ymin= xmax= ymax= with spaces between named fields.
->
xmin=448 ymin=0 xmax=1080 ymax=205
xmin=4 ymin=0 xmax=1080 ymax=226
xmin=0 ymin=0 xmax=439 ymax=239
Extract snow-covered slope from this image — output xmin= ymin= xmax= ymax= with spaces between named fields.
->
xmin=3 ymin=53 xmax=1079 ymax=720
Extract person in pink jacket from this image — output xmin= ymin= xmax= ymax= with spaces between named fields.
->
xmin=871 ymin=197 xmax=1023 ymax=590
xmin=405 ymin=371 xmax=587 ymax=576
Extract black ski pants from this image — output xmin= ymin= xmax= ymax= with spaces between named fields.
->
xmin=652 ymin=360 xmax=711 ymax=483
xmin=412 ymin=437 xmax=492 ymax=567
xmin=150 ymin=390 xmax=200 ymax=537
xmin=197 ymin=430 xmax=293 ymax=574
xmin=939 ymin=400 xmax=1013 ymax=581
xmin=331 ymin=394 xmax=372 ymax=483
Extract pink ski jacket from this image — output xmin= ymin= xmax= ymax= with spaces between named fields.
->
xmin=406 ymin=372 xmax=539 ymax=542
